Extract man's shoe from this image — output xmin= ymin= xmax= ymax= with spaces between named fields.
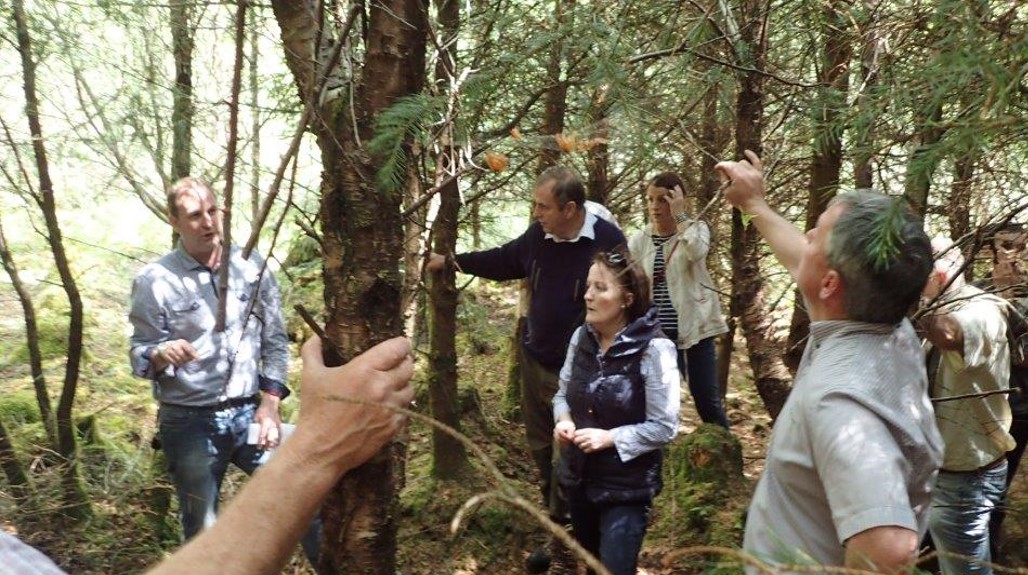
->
xmin=547 ymin=538 xmax=578 ymax=575
xmin=525 ymin=547 xmax=550 ymax=574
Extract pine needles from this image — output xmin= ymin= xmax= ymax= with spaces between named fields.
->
xmin=867 ymin=195 xmax=908 ymax=272
xmin=368 ymin=94 xmax=445 ymax=194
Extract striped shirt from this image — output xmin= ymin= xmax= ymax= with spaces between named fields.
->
xmin=650 ymin=234 xmax=678 ymax=339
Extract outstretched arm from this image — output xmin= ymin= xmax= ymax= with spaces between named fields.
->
xmin=146 ymin=336 xmax=414 ymax=575
xmin=715 ymin=150 xmax=806 ymax=277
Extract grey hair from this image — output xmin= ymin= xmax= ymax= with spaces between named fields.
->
xmin=536 ymin=166 xmax=585 ymax=211
xmin=824 ymin=190 xmax=932 ymax=324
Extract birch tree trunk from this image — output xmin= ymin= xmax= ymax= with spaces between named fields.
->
xmin=271 ymin=1 xmax=427 ymax=572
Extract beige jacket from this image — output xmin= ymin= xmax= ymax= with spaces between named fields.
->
xmin=628 ymin=220 xmax=727 ymax=350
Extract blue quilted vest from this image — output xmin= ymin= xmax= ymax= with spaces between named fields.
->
xmin=558 ymin=307 xmax=666 ymax=504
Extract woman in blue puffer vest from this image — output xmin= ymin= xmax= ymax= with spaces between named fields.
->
xmin=553 ymin=250 xmax=681 ymax=575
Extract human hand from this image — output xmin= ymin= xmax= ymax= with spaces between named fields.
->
xmin=292 ymin=336 xmax=414 ymax=476
xmin=155 ymin=339 xmax=199 ymax=368
xmin=572 ymin=428 xmax=613 ymax=453
xmin=667 ymin=185 xmax=688 ymax=220
xmin=425 ymin=252 xmax=446 ymax=273
xmin=554 ymin=420 xmax=576 ymax=446
xmin=253 ymin=395 xmax=283 ymax=450
xmin=715 ymin=149 xmax=767 ymax=213
xmin=921 ymin=269 xmax=945 ymax=301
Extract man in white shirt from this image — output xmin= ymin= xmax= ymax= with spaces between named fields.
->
xmin=920 ymin=237 xmax=1015 ymax=575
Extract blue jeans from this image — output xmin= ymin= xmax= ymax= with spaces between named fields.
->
xmin=676 ymin=337 xmax=729 ymax=428
xmin=159 ymin=402 xmax=321 ymax=562
xmin=928 ymin=461 xmax=1007 ymax=575
xmin=566 ymin=487 xmax=650 ymax=575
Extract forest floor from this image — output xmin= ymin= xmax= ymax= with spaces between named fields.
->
xmin=1 ymin=281 xmax=1027 ymax=574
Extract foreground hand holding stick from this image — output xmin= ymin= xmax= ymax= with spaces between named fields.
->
xmin=146 ymin=335 xmax=414 ymax=575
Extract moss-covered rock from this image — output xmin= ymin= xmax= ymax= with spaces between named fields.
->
xmin=652 ymin=424 xmax=751 ymax=573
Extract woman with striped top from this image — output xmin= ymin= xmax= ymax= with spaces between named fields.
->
xmin=628 ymin=172 xmax=730 ymax=427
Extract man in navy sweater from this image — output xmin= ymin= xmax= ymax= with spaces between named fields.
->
xmin=427 ymin=166 xmax=625 ymax=530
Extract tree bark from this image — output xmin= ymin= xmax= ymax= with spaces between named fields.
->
xmin=727 ymin=0 xmax=792 ymax=421
xmin=585 ymin=85 xmax=610 ymax=205
xmin=0 ymin=418 xmax=30 ymax=507
xmin=428 ymin=0 xmax=468 ymax=480
xmin=538 ymin=0 xmax=570 ymax=170
xmin=272 ymin=1 xmax=427 ymax=572
xmin=0 ymin=212 xmax=55 ymax=447
xmin=784 ymin=0 xmax=853 ymax=372
xmin=948 ymin=147 xmax=978 ymax=259
xmin=903 ymin=101 xmax=943 ymax=218
xmin=852 ymin=0 xmax=882 ymax=190
xmin=695 ymin=85 xmax=732 ymax=399
xmin=170 ymin=0 xmax=195 ymax=182
xmin=12 ymin=0 xmax=90 ymax=520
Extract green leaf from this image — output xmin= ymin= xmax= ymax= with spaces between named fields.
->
xmin=367 ymin=94 xmax=445 ymax=194
xmin=867 ymin=196 xmax=907 ymax=272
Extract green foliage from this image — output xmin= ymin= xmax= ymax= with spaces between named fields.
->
xmin=367 ymin=94 xmax=446 ymax=195
xmin=0 ymin=390 xmax=42 ymax=425
xmin=867 ymin=196 xmax=908 ymax=272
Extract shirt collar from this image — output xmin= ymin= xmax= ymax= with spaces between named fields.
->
xmin=546 ymin=211 xmax=596 ymax=243
xmin=173 ymin=242 xmax=216 ymax=271
xmin=808 ymin=318 xmax=903 ymax=346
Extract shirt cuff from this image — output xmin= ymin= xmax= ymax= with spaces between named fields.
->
xmin=259 ymin=376 xmax=291 ymax=400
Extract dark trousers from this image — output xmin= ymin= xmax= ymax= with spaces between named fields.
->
xmin=160 ymin=403 xmax=321 ymax=563
xmin=522 ymin=351 xmax=568 ymax=522
xmin=677 ymin=336 xmax=729 ymax=428
xmin=566 ymin=487 xmax=650 ymax=575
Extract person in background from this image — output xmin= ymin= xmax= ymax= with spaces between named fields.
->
xmin=553 ymin=251 xmax=680 ymax=575
xmin=921 ymin=236 xmax=1015 ymax=575
xmin=628 ymin=171 xmax=729 ymax=427
xmin=985 ymin=222 xmax=1028 ymax=558
xmin=717 ymin=151 xmax=941 ymax=574
xmin=1 ymin=335 xmax=415 ymax=575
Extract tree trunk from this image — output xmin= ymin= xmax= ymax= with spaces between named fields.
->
xmin=0 ymin=214 xmax=55 ymax=446
xmin=585 ymin=85 xmax=610 ymax=205
xmin=903 ymin=102 xmax=944 ymax=218
xmin=852 ymin=0 xmax=882 ymax=190
xmin=428 ymin=0 xmax=468 ymax=481
xmin=948 ymin=147 xmax=978 ymax=261
xmin=170 ymin=0 xmax=194 ymax=181
xmin=784 ymin=0 xmax=853 ymax=372
xmin=249 ymin=5 xmax=262 ymax=222
xmin=12 ymin=0 xmax=90 ymax=520
xmin=539 ymin=0 xmax=570 ymax=170
xmin=727 ymin=0 xmax=792 ymax=421
xmin=271 ymin=1 xmax=427 ymax=572
xmin=0 ymin=394 xmax=30 ymax=508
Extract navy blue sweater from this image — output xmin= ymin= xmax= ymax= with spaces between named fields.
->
xmin=456 ymin=219 xmax=625 ymax=369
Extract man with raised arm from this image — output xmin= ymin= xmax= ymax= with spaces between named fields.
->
xmin=715 ymin=151 xmax=942 ymax=574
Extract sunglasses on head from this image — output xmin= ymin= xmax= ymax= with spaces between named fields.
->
xmin=603 ymin=251 xmax=628 ymax=267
